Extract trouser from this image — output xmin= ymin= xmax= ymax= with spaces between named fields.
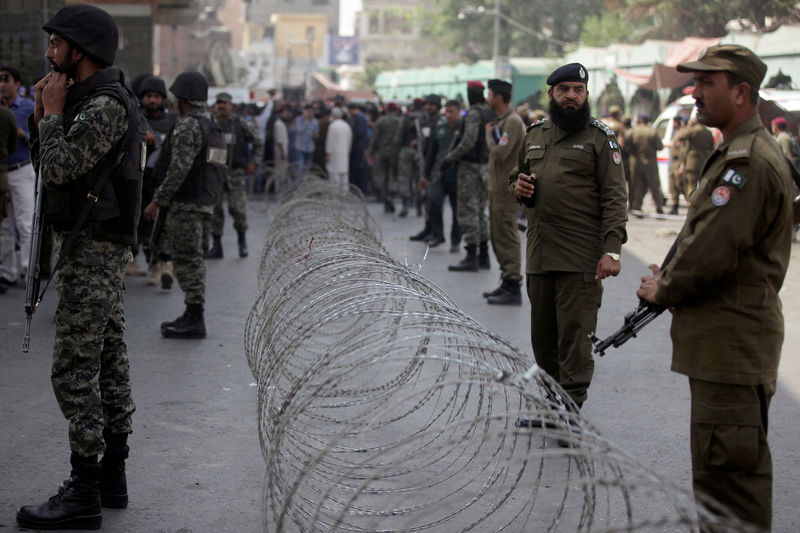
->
xmin=328 ymin=170 xmax=349 ymax=194
xmin=489 ymin=189 xmax=521 ymax=282
xmin=0 ymin=162 xmax=35 ymax=280
xmin=428 ymin=174 xmax=461 ymax=244
xmin=689 ymin=378 xmax=774 ymax=530
xmin=164 ymin=204 xmax=211 ymax=305
xmin=527 ymin=272 xmax=602 ymax=405
xmin=211 ymin=169 xmax=248 ymax=236
xmin=397 ymin=147 xmax=418 ymax=201
xmin=52 ymin=233 xmax=135 ymax=457
xmin=372 ymin=153 xmax=396 ymax=200
xmin=456 ymin=161 xmax=489 ymax=246
xmin=297 ymin=151 xmax=313 ymax=176
xmin=631 ymin=166 xmax=664 ymax=210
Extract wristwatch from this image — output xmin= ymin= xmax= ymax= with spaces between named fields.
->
xmin=604 ymin=252 xmax=621 ymax=261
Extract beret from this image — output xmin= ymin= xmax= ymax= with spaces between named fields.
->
xmin=547 ymin=63 xmax=588 ymax=86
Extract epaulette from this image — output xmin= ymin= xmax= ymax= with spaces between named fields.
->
xmin=590 ymin=118 xmax=615 ymax=137
xmin=526 ymin=117 xmax=548 ymax=132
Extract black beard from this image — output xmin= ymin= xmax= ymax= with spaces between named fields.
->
xmin=50 ymin=58 xmax=78 ymax=80
xmin=549 ymin=98 xmax=591 ymax=131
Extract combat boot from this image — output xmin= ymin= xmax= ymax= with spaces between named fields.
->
xmin=448 ymin=244 xmax=479 ymax=272
xmin=16 ymin=453 xmax=102 ymax=530
xmin=669 ymin=203 xmax=679 ymax=215
xmin=237 ymin=231 xmax=249 ymax=258
xmin=99 ymin=442 xmax=129 ymax=509
xmin=160 ymin=261 xmax=174 ymax=290
xmin=487 ymin=279 xmax=522 ymax=306
xmin=482 ymin=280 xmax=504 ymax=298
xmin=125 ymin=258 xmax=146 ymax=277
xmin=146 ymin=261 xmax=162 ymax=286
xmin=383 ymin=199 xmax=395 ymax=213
xmin=162 ymin=304 xmax=206 ymax=339
xmin=478 ymin=241 xmax=490 ymax=270
xmin=207 ymin=235 xmax=223 ymax=259
xmin=409 ymin=221 xmax=432 ymax=242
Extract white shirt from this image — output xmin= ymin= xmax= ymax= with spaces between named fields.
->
xmin=325 ymin=118 xmax=352 ymax=174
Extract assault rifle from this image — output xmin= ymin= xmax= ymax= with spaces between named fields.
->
xmin=23 ymin=167 xmax=47 ymax=353
xmin=589 ymin=235 xmax=680 ymax=357
xmin=146 ymin=205 xmax=168 ymax=267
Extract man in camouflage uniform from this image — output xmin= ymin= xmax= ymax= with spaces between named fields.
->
xmin=367 ymin=102 xmax=401 ymax=212
xmin=511 ymin=63 xmax=627 ymax=426
xmin=208 ymin=92 xmax=263 ymax=259
xmin=144 ymin=71 xmax=226 ymax=339
xmin=638 ymin=45 xmax=794 ymax=529
xmin=17 ymin=6 xmax=141 ymax=529
xmin=395 ymin=98 xmax=425 ymax=217
xmin=445 ymin=80 xmax=493 ymax=272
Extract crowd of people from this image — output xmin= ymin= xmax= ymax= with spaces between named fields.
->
xmin=1 ymin=4 xmax=798 ymax=531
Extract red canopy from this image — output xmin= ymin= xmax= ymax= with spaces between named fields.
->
xmin=613 ymin=37 xmax=720 ymax=91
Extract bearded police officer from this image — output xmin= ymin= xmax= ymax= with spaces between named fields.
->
xmin=445 ymin=80 xmax=494 ymax=271
xmin=144 ymin=71 xmax=226 ymax=339
xmin=17 ymin=5 xmax=143 ymax=529
xmin=208 ymin=91 xmax=263 ymax=258
xmin=511 ymin=63 xmax=628 ymax=421
xmin=637 ymin=45 xmax=794 ymax=530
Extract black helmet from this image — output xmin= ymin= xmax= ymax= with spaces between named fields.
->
xmin=169 ymin=71 xmax=208 ymax=101
xmin=130 ymin=72 xmax=153 ymax=96
xmin=42 ymin=5 xmax=119 ymax=66
xmin=139 ymin=76 xmax=168 ymax=99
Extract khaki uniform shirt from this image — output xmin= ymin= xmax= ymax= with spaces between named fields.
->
xmin=510 ymin=117 xmax=628 ymax=274
xmin=486 ymin=108 xmax=524 ymax=192
xmin=656 ymin=115 xmax=794 ymax=385
xmin=624 ymin=124 xmax=662 ymax=181
xmin=678 ymin=123 xmax=715 ymax=181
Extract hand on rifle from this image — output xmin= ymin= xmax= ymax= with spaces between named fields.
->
xmin=144 ymin=200 xmax=159 ymax=221
xmin=636 ymin=264 xmax=662 ymax=304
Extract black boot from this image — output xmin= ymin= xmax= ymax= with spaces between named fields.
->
xmin=383 ymin=199 xmax=395 ymax=213
xmin=669 ymin=203 xmax=679 ymax=215
xmin=448 ymin=244 xmax=479 ymax=272
xmin=17 ymin=453 xmax=103 ymax=530
xmin=478 ymin=241 xmax=490 ymax=270
xmin=100 ymin=443 xmax=129 ymax=509
xmin=162 ymin=304 xmax=206 ymax=339
xmin=487 ymin=279 xmax=522 ymax=306
xmin=482 ymin=280 xmax=504 ymax=298
xmin=206 ymin=235 xmax=223 ymax=259
xmin=237 ymin=231 xmax=249 ymax=258
xmin=410 ymin=221 xmax=432 ymax=241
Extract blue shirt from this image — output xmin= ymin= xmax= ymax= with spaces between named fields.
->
xmin=7 ymin=95 xmax=34 ymax=165
xmin=294 ymin=115 xmax=318 ymax=154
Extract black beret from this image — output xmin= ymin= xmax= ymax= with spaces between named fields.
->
xmin=547 ymin=63 xmax=589 ymax=86
xmin=487 ymin=79 xmax=512 ymax=95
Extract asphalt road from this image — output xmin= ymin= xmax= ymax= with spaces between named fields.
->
xmin=1 ymin=196 xmax=798 ymax=532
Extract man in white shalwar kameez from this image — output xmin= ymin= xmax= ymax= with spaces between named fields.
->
xmin=325 ymin=107 xmax=353 ymax=194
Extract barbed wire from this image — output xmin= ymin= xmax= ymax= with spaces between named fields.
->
xmin=244 ymin=176 xmax=756 ymax=532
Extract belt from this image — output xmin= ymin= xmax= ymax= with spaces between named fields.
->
xmin=8 ymin=160 xmax=31 ymax=171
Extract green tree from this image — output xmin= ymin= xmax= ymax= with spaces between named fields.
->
xmin=581 ymin=13 xmax=635 ymax=46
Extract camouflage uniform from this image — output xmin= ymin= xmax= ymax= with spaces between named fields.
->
xmin=396 ymin=109 xmax=425 ymax=203
xmin=211 ymin=114 xmax=263 ymax=236
xmin=368 ymin=113 xmax=401 ymax=199
xmin=154 ymin=105 xmax=213 ymax=306
xmin=28 ymin=92 xmax=135 ymax=457
xmin=443 ymin=102 xmax=491 ymax=246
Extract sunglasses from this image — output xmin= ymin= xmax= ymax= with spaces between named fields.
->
xmin=0 ymin=73 xmax=14 ymax=82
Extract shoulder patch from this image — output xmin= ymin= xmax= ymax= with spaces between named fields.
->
xmin=721 ymin=168 xmax=748 ymax=190
xmin=590 ymin=118 xmax=615 ymax=137
xmin=526 ymin=117 xmax=548 ymax=132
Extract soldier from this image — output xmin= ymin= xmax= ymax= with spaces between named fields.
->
xmin=367 ymin=102 xmax=401 ymax=212
xmin=395 ymin=98 xmax=425 ymax=217
xmin=143 ymin=71 xmax=226 ymax=339
xmin=483 ymin=79 xmax=525 ymax=305
xmin=771 ymin=116 xmax=794 ymax=164
xmin=137 ymin=75 xmax=178 ymax=287
xmin=0 ymin=66 xmax=35 ymax=290
xmin=16 ymin=6 xmax=142 ymax=529
xmin=445 ymin=80 xmax=494 ymax=272
xmin=626 ymin=114 xmax=664 ymax=216
xmin=422 ymin=99 xmax=462 ymax=252
xmin=208 ymin=92 xmax=264 ymax=259
xmin=511 ymin=63 xmax=627 ymax=424
xmin=676 ymin=116 xmax=716 ymax=198
xmin=667 ymin=115 xmax=687 ymax=214
xmin=637 ymin=44 xmax=794 ymax=530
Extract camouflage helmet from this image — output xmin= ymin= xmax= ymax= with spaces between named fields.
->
xmin=169 ymin=71 xmax=208 ymax=101
xmin=139 ymin=76 xmax=168 ymax=99
xmin=42 ymin=5 xmax=119 ymax=66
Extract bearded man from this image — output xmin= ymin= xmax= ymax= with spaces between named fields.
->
xmin=510 ymin=63 xmax=628 ymax=426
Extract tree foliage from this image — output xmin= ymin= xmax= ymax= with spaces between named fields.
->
xmin=421 ymin=0 xmax=800 ymax=64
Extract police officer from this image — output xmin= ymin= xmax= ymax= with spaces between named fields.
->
xmin=626 ymin=114 xmax=664 ymax=215
xmin=144 ymin=71 xmax=226 ymax=339
xmin=674 ymin=116 xmax=716 ymax=203
xmin=667 ymin=115 xmax=687 ymax=214
xmin=409 ymin=94 xmax=443 ymax=241
xmin=445 ymin=80 xmax=493 ymax=271
xmin=511 ymin=63 xmax=628 ymax=420
xmin=208 ymin=91 xmax=263 ymax=258
xmin=637 ymin=45 xmax=794 ymax=530
xmin=483 ymin=79 xmax=525 ymax=305
xmin=367 ymin=102 xmax=401 ymax=212
xmin=395 ymin=98 xmax=425 ymax=217
xmin=17 ymin=5 xmax=142 ymax=529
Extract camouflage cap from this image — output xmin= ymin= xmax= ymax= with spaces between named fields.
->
xmin=677 ymin=44 xmax=767 ymax=87
xmin=215 ymin=92 xmax=233 ymax=103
